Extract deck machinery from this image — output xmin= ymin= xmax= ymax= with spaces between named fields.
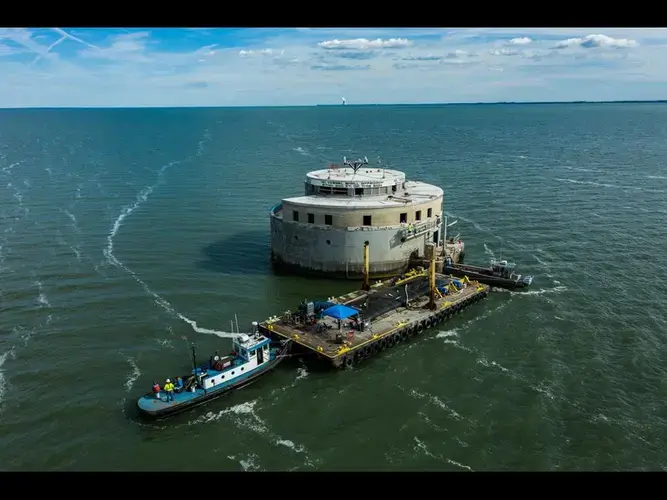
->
xmin=258 ymin=242 xmax=490 ymax=368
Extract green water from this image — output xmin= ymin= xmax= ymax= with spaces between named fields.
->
xmin=0 ymin=103 xmax=666 ymax=470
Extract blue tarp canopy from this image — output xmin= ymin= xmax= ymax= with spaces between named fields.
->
xmin=322 ymin=304 xmax=359 ymax=320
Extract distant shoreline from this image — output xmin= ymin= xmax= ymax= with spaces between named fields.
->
xmin=1 ymin=100 xmax=666 ymax=110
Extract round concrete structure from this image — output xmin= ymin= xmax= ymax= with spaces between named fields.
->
xmin=270 ymin=160 xmax=452 ymax=279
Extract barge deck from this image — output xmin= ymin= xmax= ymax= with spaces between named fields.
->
xmin=258 ymin=268 xmax=490 ymax=368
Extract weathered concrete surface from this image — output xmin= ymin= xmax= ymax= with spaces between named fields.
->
xmin=270 ymin=211 xmax=440 ymax=279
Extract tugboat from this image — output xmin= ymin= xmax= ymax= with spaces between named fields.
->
xmin=136 ymin=322 xmax=291 ymax=419
xmin=443 ymin=257 xmax=533 ymax=290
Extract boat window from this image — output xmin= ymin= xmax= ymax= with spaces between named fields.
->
xmin=263 ymin=345 xmax=268 ymax=351
xmin=231 ymin=371 xmax=235 ymax=375
xmin=241 ymin=367 xmax=244 ymax=371
xmin=249 ymin=349 xmax=255 ymax=357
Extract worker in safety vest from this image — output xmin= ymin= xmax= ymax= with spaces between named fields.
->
xmin=164 ymin=379 xmax=175 ymax=401
xmin=152 ymin=381 xmax=161 ymax=399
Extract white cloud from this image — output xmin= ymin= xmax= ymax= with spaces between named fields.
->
xmin=490 ymin=48 xmax=524 ymax=57
xmin=317 ymin=38 xmax=411 ymax=50
xmin=0 ymin=28 xmax=665 ymax=107
xmin=507 ymin=37 xmax=532 ymax=45
xmin=79 ymin=32 xmax=152 ymax=62
xmin=553 ymin=34 xmax=639 ymax=49
xmin=239 ymin=48 xmax=283 ymax=56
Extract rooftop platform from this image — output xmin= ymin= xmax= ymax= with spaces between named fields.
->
xmin=306 ymin=167 xmax=405 ymax=188
xmin=284 ymin=180 xmax=443 ymax=209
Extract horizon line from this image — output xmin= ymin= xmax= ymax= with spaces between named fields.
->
xmin=0 ymin=99 xmax=665 ymax=110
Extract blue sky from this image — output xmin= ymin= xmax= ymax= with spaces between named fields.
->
xmin=1 ymin=27 xmax=666 ymax=107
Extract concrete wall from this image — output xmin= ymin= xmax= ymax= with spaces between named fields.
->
xmin=270 ymin=207 xmax=443 ymax=278
xmin=282 ymin=197 xmax=443 ymax=229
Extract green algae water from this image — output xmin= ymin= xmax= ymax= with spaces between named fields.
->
xmin=0 ymin=103 xmax=666 ymax=471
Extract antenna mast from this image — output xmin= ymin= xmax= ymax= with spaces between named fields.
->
xmin=343 ymin=156 xmax=369 ymax=174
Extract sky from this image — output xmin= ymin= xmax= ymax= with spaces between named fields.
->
xmin=1 ymin=27 xmax=667 ymax=108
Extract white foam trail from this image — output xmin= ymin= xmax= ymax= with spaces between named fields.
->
xmin=62 ymin=209 xmax=80 ymax=233
xmin=103 ymin=134 xmax=234 ymax=339
xmin=477 ymin=355 xmax=510 ymax=373
xmin=445 ymin=211 xmax=488 ymax=235
xmin=436 ymin=328 xmax=459 ymax=340
xmin=191 ymin=399 xmax=316 ymax=468
xmin=293 ymin=146 xmax=309 ymax=156
xmin=156 ymin=338 xmax=174 ymax=349
xmin=55 ymin=229 xmax=82 ymax=262
xmin=0 ymin=348 xmax=15 ymax=409
xmin=446 ymin=458 xmax=473 ymax=471
xmin=492 ymin=285 xmax=567 ymax=296
xmin=227 ymin=453 xmax=261 ymax=471
xmin=413 ymin=436 xmax=437 ymax=458
xmin=483 ymin=243 xmax=495 ymax=259
xmin=197 ymin=130 xmax=211 ymax=156
xmin=413 ymin=437 xmax=474 ymax=471
xmin=409 ymin=388 xmax=463 ymax=421
xmin=124 ymin=357 xmax=141 ymax=392
xmin=534 ymin=255 xmax=549 ymax=268
xmin=35 ymin=280 xmax=51 ymax=308
xmin=1 ymin=161 xmax=21 ymax=175
xmin=555 ymin=177 xmax=666 ymax=194
xmin=268 ymin=362 xmax=308 ymax=399
xmin=564 ymin=165 xmax=594 ymax=173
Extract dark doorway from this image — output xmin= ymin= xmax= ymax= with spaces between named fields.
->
xmin=257 ymin=347 xmax=264 ymax=364
xmin=433 ymin=230 xmax=439 ymax=244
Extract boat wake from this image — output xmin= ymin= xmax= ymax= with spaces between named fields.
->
xmin=0 ymin=281 xmax=53 ymax=411
xmin=437 ymin=328 xmax=560 ymax=402
xmin=491 ymin=284 xmax=567 ymax=296
xmin=407 ymin=388 xmax=464 ymax=422
xmin=0 ymin=349 xmax=14 ymax=411
xmin=124 ymin=356 xmax=141 ymax=392
xmin=102 ymin=130 xmax=236 ymax=339
xmin=189 ymin=399 xmax=317 ymax=470
xmin=413 ymin=436 xmax=474 ymax=471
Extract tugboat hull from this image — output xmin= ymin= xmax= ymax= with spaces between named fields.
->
xmin=137 ymin=338 xmax=291 ymax=420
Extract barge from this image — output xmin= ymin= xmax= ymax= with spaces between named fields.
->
xmin=258 ymin=243 xmax=490 ymax=369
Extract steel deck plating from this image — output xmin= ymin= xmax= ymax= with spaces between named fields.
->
xmin=258 ymin=270 xmax=490 ymax=368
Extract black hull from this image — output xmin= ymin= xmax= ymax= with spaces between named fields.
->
xmin=137 ymin=354 xmax=288 ymax=420
xmin=444 ymin=266 xmax=530 ymax=290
